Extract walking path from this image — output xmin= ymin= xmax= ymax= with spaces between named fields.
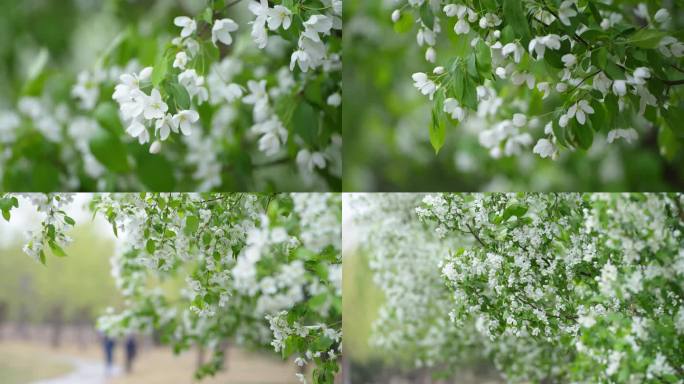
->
xmin=32 ymin=357 xmax=120 ymax=384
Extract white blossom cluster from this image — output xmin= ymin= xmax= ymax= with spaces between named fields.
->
xmin=0 ymin=1 xmax=342 ymax=191
xmin=393 ymin=0 xmax=683 ymax=160
xmin=20 ymin=194 xmax=75 ymax=264
xmin=351 ymin=193 xmax=684 ymax=383
xmin=86 ymin=193 xmax=341 ymax=380
xmin=419 ymin=193 xmax=684 ymax=382
xmin=347 ymin=193 xmax=482 ymax=369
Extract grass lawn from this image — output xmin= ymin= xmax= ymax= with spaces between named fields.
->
xmin=0 ymin=342 xmax=74 ymax=384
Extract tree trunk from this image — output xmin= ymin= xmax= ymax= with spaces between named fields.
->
xmin=196 ymin=345 xmax=206 ymax=370
xmin=49 ymin=305 xmax=64 ymax=348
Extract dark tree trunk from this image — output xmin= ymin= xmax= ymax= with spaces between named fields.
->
xmin=49 ymin=305 xmax=64 ymax=348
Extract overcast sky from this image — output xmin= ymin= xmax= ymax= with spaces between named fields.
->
xmin=0 ymin=194 xmax=116 ymax=248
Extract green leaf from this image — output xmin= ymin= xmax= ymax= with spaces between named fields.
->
xmin=63 ymin=216 xmax=76 ymax=226
xmin=185 ymin=215 xmax=200 ymax=235
xmin=462 ymin=77 xmax=478 ymax=110
xmin=49 ymin=242 xmax=67 ymax=257
xmin=590 ymin=100 xmax=607 ymax=132
xmin=146 ymin=239 xmax=156 ymax=254
xmin=502 ymin=203 xmax=528 ymax=221
xmin=419 ymin=3 xmax=435 ymax=29
xmin=590 ymin=48 xmax=607 ymax=71
xmin=430 ymin=94 xmax=447 ymax=154
xmin=503 ymin=0 xmax=531 ymax=44
xmin=451 ymin=67 xmax=465 ymax=102
xmin=393 ymin=12 xmax=414 ymax=34
xmin=201 ymin=7 xmax=213 ymax=24
xmin=658 ymin=124 xmax=681 ymax=161
xmin=89 ymin=128 xmax=130 ymax=173
xmin=135 ymin=152 xmax=176 ymax=191
xmin=475 ymin=40 xmax=492 ymax=76
xmin=588 ymin=2 xmax=602 ymax=24
xmin=152 ymin=53 xmax=169 ymax=87
xmin=629 ymin=29 xmax=666 ymax=49
xmin=1 ymin=209 xmax=9 ymax=221
xmin=572 ymin=121 xmax=594 ymax=150
xmin=169 ymin=83 xmax=191 ymax=110
xmin=282 ymin=336 xmax=298 ymax=359
xmin=94 ymin=102 xmax=124 ymax=134
xmin=22 ymin=48 xmax=49 ymax=96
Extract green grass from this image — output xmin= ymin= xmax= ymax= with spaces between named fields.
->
xmin=0 ymin=343 xmax=73 ymax=384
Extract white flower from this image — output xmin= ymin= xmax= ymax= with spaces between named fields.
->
xmin=607 ymin=128 xmax=638 ymax=143
xmin=113 ymin=67 xmax=152 ymax=103
xmin=433 ymin=66 xmax=445 ymax=75
xmin=303 ymin=14 xmax=333 ymax=42
xmin=443 ymin=98 xmax=465 ymax=121
xmin=149 ymin=140 xmax=162 ymax=154
xmin=173 ymin=52 xmax=188 ymax=69
xmin=454 ymin=19 xmax=470 ymax=35
xmin=266 ymin=5 xmax=292 ymax=30
xmin=537 ymin=82 xmax=551 ymax=98
xmin=502 ymin=43 xmax=523 ymax=63
xmin=179 ymin=69 xmax=209 ymax=103
xmin=155 ymin=114 xmax=174 ymax=140
xmin=127 ymin=119 xmax=150 ymax=143
xmin=219 ymin=83 xmax=243 ymax=103
xmin=612 ymin=80 xmax=627 ymax=97
xmin=172 ymin=110 xmax=200 ymax=136
xmin=297 ymin=149 xmax=327 ymax=173
xmin=425 ymin=47 xmax=436 ymax=63
xmin=327 ymin=93 xmax=341 ymax=107
xmin=558 ymin=1 xmax=577 ymax=26
xmin=249 ymin=0 xmax=270 ymax=49
xmin=290 ymin=35 xmax=327 ymax=72
xmin=212 ymin=18 xmax=239 ymax=46
xmin=243 ymin=80 xmax=270 ymax=121
xmin=654 ymin=9 xmax=670 ymax=25
xmin=533 ymin=138 xmax=556 ymax=158
xmin=391 ymin=9 xmax=401 ymax=23
xmin=561 ymin=53 xmax=577 ymax=68
xmin=174 ymin=16 xmax=196 ymax=38
xmin=632 ymin=67 xmax=651 ymax=85
xmin=252 ymin=117 xmax=287 ymax=156
xmin=567 ymin=100 xmax=594 ymax=125
xmin=119 ymin=89 xmax=147 ymax=120
xmin=512 ymin=113 xmax=527 ymax=128
xmin=412 ymin=72 xmax=437 ymax=100
xmin=479 ymin=13 xmax=501 ymax=29
xmin=593 ymin=71 xmax=612 ymax=95
xmin=143 ymin=89 xmax=168 ymax=120
xmin=528 ymin=34 xmax=561 ymax=59
xmin=417 ymin=27 xmax=436 ymax=46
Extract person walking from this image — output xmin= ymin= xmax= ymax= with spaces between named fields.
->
xmin=103 ymin=335 xmax=116 ymax=375
xmin=124 ymin=334 xmax=138 ymax=374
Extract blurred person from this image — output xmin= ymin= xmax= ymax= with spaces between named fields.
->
xmin=102 ymin=333 xmax=116 ymax=375
xmin=124 ymin=334 xmax=138 ymax=373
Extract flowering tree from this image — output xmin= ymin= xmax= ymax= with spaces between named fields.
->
xmin=0 ymin=192 xmax=342 ymax=383
xmin=0 ymin=0 xmax=341 ymax=191
xmin=391 ymin=0 xmax=684 ymax=162
xmin=350 ymin=193 xmax=684 ymax=383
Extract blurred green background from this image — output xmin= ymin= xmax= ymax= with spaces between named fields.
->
xmin=0 ymin=226 xmax=119 ymax=327
xmin=342 ymin=0 xmax=684 ymax=192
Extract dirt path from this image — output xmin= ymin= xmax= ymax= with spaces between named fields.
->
xmin=32 ymin=357 xmax=120 ymax=384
